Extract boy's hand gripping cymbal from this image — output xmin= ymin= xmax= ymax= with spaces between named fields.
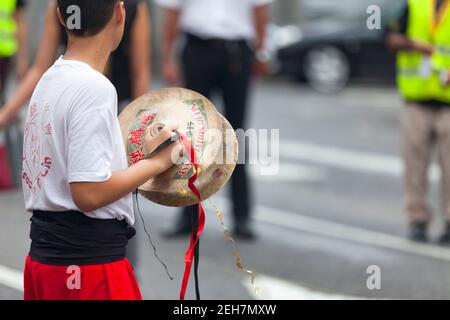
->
xmin=143 ymin=123 xmax=184 ymax=165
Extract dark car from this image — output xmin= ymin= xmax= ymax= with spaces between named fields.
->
xmin=273 ymin=0 xmax=406 ymax=92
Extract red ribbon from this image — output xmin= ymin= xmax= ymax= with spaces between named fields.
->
xmin=179 ymin=134 xmax=206 ymax=300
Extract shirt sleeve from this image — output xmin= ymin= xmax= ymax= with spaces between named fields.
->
xmin=153 ymin=0 xmax=182 ymax=9
xmin=386 ymin=4 xmax=408 ymax=35
xmin=67 ymin=83 xmax=118 ymax=183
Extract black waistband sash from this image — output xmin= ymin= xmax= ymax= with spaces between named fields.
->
xmin=29 ymin=210 xmax=136 ymax=266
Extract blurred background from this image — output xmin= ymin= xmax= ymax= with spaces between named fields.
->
xmin=4 ymin=0 xmax=450 ymax=300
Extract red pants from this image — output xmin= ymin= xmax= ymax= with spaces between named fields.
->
xmin=24 ymin=256 xmax=142 ymax=300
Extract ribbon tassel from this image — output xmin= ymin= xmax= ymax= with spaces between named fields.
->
xmin=179 ymin=134 xmax=205 ymax=300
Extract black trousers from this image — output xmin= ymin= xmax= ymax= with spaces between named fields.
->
xmin=178 ymin=34 xmax=253 ymax=227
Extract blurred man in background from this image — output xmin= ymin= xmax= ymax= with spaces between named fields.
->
xmin=0 ymin=0 xmax=28 ymax=190
xmin=156 ymin=0 xmax=272 ymax=240
xmin=386 ymin=0 xmax=450 ymax=243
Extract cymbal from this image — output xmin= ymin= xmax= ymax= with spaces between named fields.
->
xmin=119 ymin=87 xmax=238 ymax=207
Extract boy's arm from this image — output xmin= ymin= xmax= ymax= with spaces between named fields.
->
xmin=70 ymin=126 xmax=182 ymax=213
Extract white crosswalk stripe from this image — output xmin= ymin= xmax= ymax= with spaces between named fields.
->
xmin=243 ymin=274 xmax=363 ymax=300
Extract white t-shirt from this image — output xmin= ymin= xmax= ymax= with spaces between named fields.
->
xmin=154 ymin=0 xmax=273 ymax=40
xmin=22 ymin=57 xmax=134 ymax=225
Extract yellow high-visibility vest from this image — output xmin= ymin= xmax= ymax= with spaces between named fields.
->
xmin=0 ymin=0 xmax=17 ymax=58
xmin=397 ymin=0 xmax=450 ymax=103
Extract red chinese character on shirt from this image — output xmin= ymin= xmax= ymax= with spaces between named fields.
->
xmin=128 ymin=128 xmax=145 ymax=146
xmin=128 ymin=147 xmax=145 ymax=165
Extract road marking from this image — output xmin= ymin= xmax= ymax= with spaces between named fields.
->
xmin=0 ymin=264 xmax=23 ymax=293
xmin=210 ymin=198 xmax=450 ymax=263
xmin=258 ymin=205 xmax=450 ymax=262
xmin=250 ymin=162 xmax=326 ymax=183
xmin=280 ymin=141 xmax=440 ymax=181
xmin=243 ymin=274 xmax=363 ymax=300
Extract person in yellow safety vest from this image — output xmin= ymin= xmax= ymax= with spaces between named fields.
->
xmin=386 ymin=0 xmax=450 ymax=244
xmin=0 ymin=0 xmax=28 ymax=96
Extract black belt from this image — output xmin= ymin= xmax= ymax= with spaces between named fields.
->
xmin=185 ymin=33 xmax=248 ymax=48
xmin=29 ymin=210 xmax=135 ymax=266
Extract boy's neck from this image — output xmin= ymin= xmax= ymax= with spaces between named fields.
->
xmin=63 ymin=33 xmax=112 ymax=73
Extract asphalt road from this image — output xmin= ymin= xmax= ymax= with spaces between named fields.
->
xmin=1 ymin=80 xmax=450 ymax=300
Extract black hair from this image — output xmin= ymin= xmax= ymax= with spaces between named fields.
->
xmin=56 ymin=0 xmax=120 ymax=37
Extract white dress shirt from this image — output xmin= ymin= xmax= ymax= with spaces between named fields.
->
xmin=154 ymin=0 xmax=273 ymax=40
